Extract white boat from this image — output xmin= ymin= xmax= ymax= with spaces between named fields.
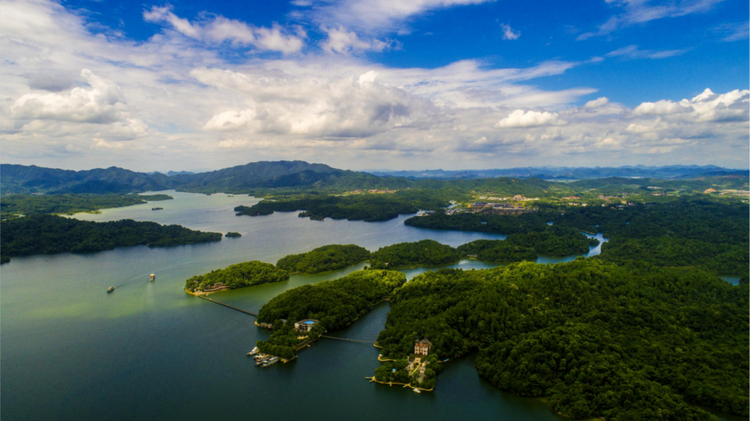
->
xmin=262 ymin=357 xmax=279 ymax=367
xmin=413 ymin=388 xmax=421 ymax=394
xmin=247 ymin=347 xmax=259 ymax=356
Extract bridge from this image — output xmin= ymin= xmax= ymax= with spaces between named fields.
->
xmin=321 ymin=335 xmax=376 ymax=344
xmin=196 ymin=295 xmax=257 ymax=317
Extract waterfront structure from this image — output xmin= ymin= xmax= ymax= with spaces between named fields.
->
xmin=414 ymin=338 xmax=432 ymax=356
xmin=294 ymin=319 xmax=319 ymax=332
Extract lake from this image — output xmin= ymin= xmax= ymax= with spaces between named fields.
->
xmin=1 ymin=191 xmax=741 ymax=421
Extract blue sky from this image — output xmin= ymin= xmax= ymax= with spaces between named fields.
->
xmin=0 ymin=0 xmax=748 ymax=171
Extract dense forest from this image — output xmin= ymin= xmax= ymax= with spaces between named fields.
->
xmin=1 ymin=214 xmax=221 ymax=263
xmin=184 ymin=261 xmax=288 ymax=292
xmin=374 ymin=260 xmax=748 ymax=420
xmin=0 ymin=193 xmax=172 ymax=218
xmin=256 ymin=270 xmax=406 ymax=358
xmin=407 ymin=199 xmax=749 ymax=275
xmin=276 ymin=244 xmax=370 ymax=273
xmin=235 ymin=190 xmax=456 ymax=222
xmin=367 ymin=228 xmax=598 ymax=269
xmin=369 ymin=240 xmax=462 ymax=269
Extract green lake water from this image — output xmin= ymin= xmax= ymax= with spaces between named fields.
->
xmin=1 ymin=191 xmax=742 ymax=420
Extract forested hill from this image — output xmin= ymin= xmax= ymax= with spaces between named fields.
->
xmin=0 ymin=161 xmax=410 ymax=195
xmin=170 ymin=160 xmax=410 ymax=193
xmin=4 ymin=161 xmax=747 ymax=196
xmin=1 ymin=164 xmax=178 ymax=195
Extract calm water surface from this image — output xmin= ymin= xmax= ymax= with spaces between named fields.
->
xmin=1 ymin=191 xmax=740 ymax=421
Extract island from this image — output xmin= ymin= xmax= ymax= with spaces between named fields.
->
xmin=254 ymin=269 xmax=405 ymax=360
xmin=276 ymin=244 xmax=370 ymax=274
xmin=225 ymin=232 xmax=242 ymax=238
xmin=184 ymin=261 xmax=289 ymax=294
xmin=369 ymin=239 xmax=461 ymax=269
xmin=0 ymin=214 xmax=221 ymax=263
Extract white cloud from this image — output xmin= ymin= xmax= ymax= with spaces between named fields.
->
xmin=496 ymin=110 xmax=566 ymax=128
xmin=633 ymin=88 xmax=749 ymax=122
xmin=500 ymin=24 xmax=520 ymax=40
xmin=320 ymin=26 xmax=395 ymax=55
xmin=606 ymin=45 xmax=689 ymax=60
xmin=307 ymin=0 xmax=493 ymax=33
xmin=142 ymin=5 xmax=304 ymax=54
xmin=578 ymin=0 xmax=724 ymax=40
xmin=584 ymin=97 xmax=609 ymax=108
xmin=11 ymin=69 xmax=125 ymax=123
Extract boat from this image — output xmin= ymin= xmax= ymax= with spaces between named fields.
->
xmin=151 ymin=207 xmax=163 ymax=211
xmin=413 ymin=388 xmax=421 ymax=394
xmin=247 ymin=347 xmax=259 ymax=357
xmin=253 ymin=353 xmax=266 ymax=361
xmin=149 ymin=273 xmax=156 ymax=281
xmin=255 ymin=358 xmax=268 ymax=366
xmin=262 ymin=357 xmax=279 ymax=367
xmin=107 ymin=286 xmax=115 ymax=293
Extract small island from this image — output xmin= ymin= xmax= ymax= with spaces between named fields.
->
xmin=276 ymin=244 xmax=370 ymax=274
xmin=225 ymin=232 xmax=242 ymax=238
xmin=184 ymin=261 xmax=289 ymax=294
xmin=254 ymin=269 xmax=405 ymax=361
xmin=369 ymin=239 xmax=460 ymax=269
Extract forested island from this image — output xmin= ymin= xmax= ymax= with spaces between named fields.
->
xmin=369 ymin=240 xmax=461 ymax=269
xmin=374 ymin=260 xmax=748 ymax=420
xmin=0 ymin=193 xmax=173 ymax=219
xmin=367 ymin=228 xmax=598 ymax=269
xmin=255 ymin=270 xmax=405 ymax=359
xmin=0 ymin=214 xmax=221 ymax=263
xmin=184 ymin=261 xmax=288 ymax=293
xmin=235 ymin=190 xmax=454 ymax=222
xmin=276 ymin=244 xmax=370 ymax=273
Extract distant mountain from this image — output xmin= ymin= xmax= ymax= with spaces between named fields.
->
xmin=368 ymin=165 xmax=744 ymax=180
xmin=0 ymin=161 xmax=407 ymax=195
xmin=1 ymin=164 xmax=178 ymax=195
xmin=3 ymin=161 xmax=745 ymax=196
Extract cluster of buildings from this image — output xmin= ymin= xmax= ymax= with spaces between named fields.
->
xmin=468 ymin=202 xmax=534 ymax=215
xmin=348 ymin=189 xmax=399 ymax=195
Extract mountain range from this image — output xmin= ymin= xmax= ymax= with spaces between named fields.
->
xmin=368 ymin=165 xmax=748 ymax=180
xmin=1 ymin=161 xmax=746 ymax=195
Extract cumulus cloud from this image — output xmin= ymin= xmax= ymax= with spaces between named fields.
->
xmin=500 ymin=24 xmax=520 ymax=40
xmin=197 ymin=68 xmax=436 ymax=137
xmin=584 ymin=97 xmax=609 ymax=108
xmin=11 ymin=69 xmax=125 ymax=123
xmin=143 ymin=5 xmax=304 ymax=53
xmin=496 ymin=110 xmax=566 ymax=128
xmin=633 ymin=88 xmax=749 ymax=122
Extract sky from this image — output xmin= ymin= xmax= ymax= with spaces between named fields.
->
xmin=0 ymin=0 xmax=748 ymax=172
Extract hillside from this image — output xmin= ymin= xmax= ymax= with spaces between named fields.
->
xmin=1 ymin=164 xmax=177 ymax=195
